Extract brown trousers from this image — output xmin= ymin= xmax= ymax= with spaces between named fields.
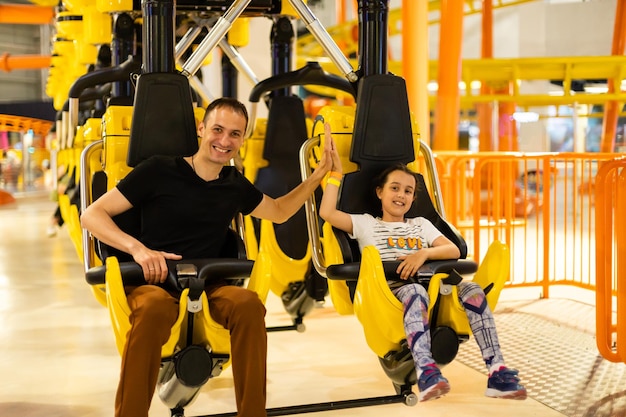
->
xmin=115 ymin=283 xmax=268 ymax=417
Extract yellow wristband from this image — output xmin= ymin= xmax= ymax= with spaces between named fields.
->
xmin=326 ymin=177 xmax=342 ymax=187
xmin=329 ymin=171 xmax=343 ymax=180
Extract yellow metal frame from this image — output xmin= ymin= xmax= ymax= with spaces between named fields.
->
xmin=240 ymin=115 xmax=318 ymax=299
xmin=103 ymin=251 xmax=272 ymax=361
xmin=350 ymin=239 xmax=510 ymax=359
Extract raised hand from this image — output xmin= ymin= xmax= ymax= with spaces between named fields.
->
xmin=324 ymin=122 xmax=342 ymax=174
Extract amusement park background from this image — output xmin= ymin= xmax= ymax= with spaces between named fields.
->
xmin=2 ymin=1 xmax=626 ymax=417
xmin=1 ymin=0 xmax=624 ymax=198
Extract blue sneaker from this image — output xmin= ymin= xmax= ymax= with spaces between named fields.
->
xmin=485 ymin=367 xmax=527 ymax=400
xmin=417 ymin=365 xmax=450 ymax=402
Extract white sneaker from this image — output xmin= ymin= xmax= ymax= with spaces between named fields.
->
xmin=47 ymin=225 xmax=58 ymax=237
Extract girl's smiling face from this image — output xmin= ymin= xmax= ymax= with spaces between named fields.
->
xmin=376 ymin=170 xmax=416 ymax=222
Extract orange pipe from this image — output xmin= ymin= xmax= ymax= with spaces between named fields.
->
xmin=595 ymin=159 xmax=622 ymax=362
xmin=618 ymin=167 xmax=626 ymax=361
xmin=336 ymin=0 xmax=346 ymax=24
xmin=433 ymin=0 xmax=463 ymax=150
xmin=0 ymin=4 xmax=54 ymax=25
xmin=498 ymin=89 xmax=517 ymax=151
xmin=0 ymin=53 xmax=51 ymax=72
xmin=477 ymin=0 xmax=494 ymax=151
xmin=601 ymin=0 xmax=626 ymax=153
xmin=481 ymin=0 xmax=493 ymax=58
xmin=402 ymin=0 xmax=429 ymax=145
xmin=0 ymin=189 xmax=16 ymax=205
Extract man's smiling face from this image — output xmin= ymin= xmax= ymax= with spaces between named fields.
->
xmin=197 ymin=106 xmax=246 ymax=166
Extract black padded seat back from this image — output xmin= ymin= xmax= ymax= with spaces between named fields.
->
xmin=127 ymin=72 xmax=199 ymax=167
xmin=336 ymin=172 xmax=468 ymax=263
xmin=332 ymin=226 xmax=361 ymax=264
xmin=338 ymin=74 xmax=415 ymax=214
xmin=350 ymin=74 xmax=414 ymax=168
xmin=218 ymin=227 xmax=248 ymax=259
xmin=255 ymin=95 xmax=310 ymax=259
xmin=410 ymin=174 xmax=468 ymax=259
xmin=334 ymin=74 xmax=415 ymax=263
xmin=89 ymin=170 xmax=139 ymax=262
xmin=333 ymin=74 xmax=467 ymax=261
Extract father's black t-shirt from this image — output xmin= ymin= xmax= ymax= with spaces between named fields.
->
xmin=116 ymin=155 xmax=263 ymax=259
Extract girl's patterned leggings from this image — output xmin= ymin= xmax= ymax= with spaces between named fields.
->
xmin=392 ymin=280 xmax=504 ymax=371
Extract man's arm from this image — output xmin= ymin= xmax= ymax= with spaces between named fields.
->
xmin=80 ymin=188 xmax=181 ymax=283
xmin=249 ymin=129 xmax=333 ymax=224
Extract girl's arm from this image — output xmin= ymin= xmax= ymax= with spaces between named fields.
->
xmin=318 ymin=123 xmax=354 ymax=234
xmin=396 ymin=235 xmax=461 ymax=279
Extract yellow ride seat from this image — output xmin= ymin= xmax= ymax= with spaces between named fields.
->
xmin=307 ymin=74 xmax=511 ymax=393
xmin=241 ymin=63 xmax=357 ymax=315
xmin=81 ymin=69 xmax=273 ymax=413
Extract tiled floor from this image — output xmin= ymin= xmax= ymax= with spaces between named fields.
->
xmin=2 ymin=193 xmax=622 ymax=417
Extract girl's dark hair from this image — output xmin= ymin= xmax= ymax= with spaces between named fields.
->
xmin=373 ymin=163 xmax=418 ymax=190
xmin=203 ymin=97 xmax=249 ymax=125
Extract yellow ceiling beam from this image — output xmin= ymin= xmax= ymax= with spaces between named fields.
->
xmin=300 ymin=55 xmax=626 ymax=108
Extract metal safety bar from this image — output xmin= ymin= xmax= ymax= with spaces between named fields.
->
xmin=179 ymin=0 xmax=357 ymax=84
xmin=79 ymin=139 xmax=104 ymax=273
xmin=286 ymin=0 xmax=357 ymax=83
xmin=180 ymin=0 xmax=253 ymax=78
xmin=175 ymin=24 xmax=205 ymax=61
xmin=300 ymin=135 xmax=327 ymax=277
xmin=174 ymin=21 xmax=216 ymax=103
xmin=218 ymin=38 xmax=260 ymax=86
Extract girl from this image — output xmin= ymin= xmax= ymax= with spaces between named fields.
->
xmin=319 ymin=124 xmax=526 ymax=402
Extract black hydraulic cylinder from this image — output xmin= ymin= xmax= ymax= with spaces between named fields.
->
xmin=111 ymin=13 xmax=137 ymax=97
xmin=221 ymin=53 xmax=238 ymax=98
xmin=357 ymin=0 xmax=389 ymax=76
xmin=270 ymin=16 xmax=294 ymax=97
xmin=142 ymin=0 xmax=176 ymax=74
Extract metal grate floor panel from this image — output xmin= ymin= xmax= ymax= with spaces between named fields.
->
xmin=456 ymin=298 xmax=626 ymax=417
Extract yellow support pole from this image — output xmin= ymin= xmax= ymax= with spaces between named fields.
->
xmin=433 ymin=0 xmax=463 ymax=150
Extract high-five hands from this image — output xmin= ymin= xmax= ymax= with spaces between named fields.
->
xmin=324 ymin=122 xmax=343 ymax=175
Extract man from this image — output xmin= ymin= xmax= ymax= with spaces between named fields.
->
xmin=81 ymin=97 xmax=333 ymax=417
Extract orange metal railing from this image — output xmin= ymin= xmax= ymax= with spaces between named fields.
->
xmin=594 ymin=157 xmax=626 ymax=363
xmin=424 ymin=152 xmax=621 ymax=297
xmin=418 ymin=151 xmax=626 ymax=362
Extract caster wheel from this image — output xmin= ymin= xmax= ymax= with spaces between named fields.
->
xmin=404 ymin=392 xmax=418 ymax=406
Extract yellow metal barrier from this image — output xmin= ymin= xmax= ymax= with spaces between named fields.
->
xmin=594 ymin=157 xmax=626 ymax=363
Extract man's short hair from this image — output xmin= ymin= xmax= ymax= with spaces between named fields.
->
xmin=203 ymin=98 xmax=249 ymax=126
